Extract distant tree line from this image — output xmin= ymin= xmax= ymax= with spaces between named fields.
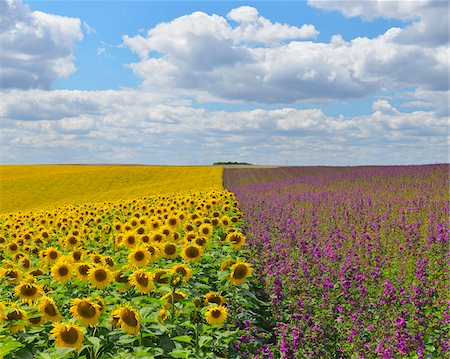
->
xmin=213 ymin=161 xmax=253 ymax=165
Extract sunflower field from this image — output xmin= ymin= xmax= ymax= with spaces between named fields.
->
xmin=0 ymin=167 xmax=270 ymax=359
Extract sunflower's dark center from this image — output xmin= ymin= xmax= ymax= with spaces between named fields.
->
xmin=121 ymin=309 xmax=138 ymax=327
xmin=94 ymin=269 xmax=107 ymax=282
xmin=165 ymin=245 xmax=176 ymax=255
xmin=78 ymin=302 xmax=96 ymax=318
xmin=78 ymin=265 xmax=90 ymax=276
xmin=154 ymin=271 xmax=168 ymax=284
xmin=73 ymin=252 xmax=82 ymax=261
xmin=58 ymin=266 xmax=69 ymax=276
xmin=136 ymin=273 xmax=149 ymax=287
xmin=7 ymin=310 xmax=23 ymax=321
xmin=211 ymin=309 xmax=222 ymax=318
xmin=186 ymin=247 xmax=199 ymax=258
xmin=61 ymin=327 xmax=79 ymax=344
xmin=20 ymin=284 xmax=37 ymax=296
xmin=233 ymin=265 xmax=248 ymax=279
xmin=134 ymin=251 xmax=145 ymax=261
xmin=49 ymin=251 xmax=58 ymax=259
xmin=45 ymin=303 xmax=58 ymax=316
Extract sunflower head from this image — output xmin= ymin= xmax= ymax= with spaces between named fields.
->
xmin=229 ymin=262 xmax=252 ymax=285
xmin=198 ymin=223 xmax=213 ymax=238
xmin=110 ymin=305 xmax=140 ymax=335
xmin=50 ymin=322 xmax=84 ymax=350
xmin=204 ymin=292 xmax=225 ymax=306
xmin=38 ymin=296 xmax=62 ymax=322
xmin=129 ymin=269 xmax=154 ymax=294
xmin=15 ymin=281 xmax=42 ymax=304
xmin=6 ymin=306 xmax=28 ymax=333
xmin=158 ymin=307 xmax=168 ymax=323
xmin=88 ymin=266 xmax=113 ymax=289
xmin=76 ymin=263 xmax=91 ymax=280
xmin=205 ymin=305 xmax=227 ymax=325
xmin=70 ymin=298 xmax=101 ymax=327
xmin=226 ymin=232 xmax=246 ymax=249
xmin=170 ymin=264 xmax=192 ymax=285
xmin=162 ymin=243 xmax=178 ymax=259
xmin=181 ymin=245 xmax=202 ymax=262
xmin=128 ymin=247 xmax=150 ymax=267
xmin=220 ymin=259 xmax=236 ymax=271
xmin=51 ymin=261 xmax=73 ymax=283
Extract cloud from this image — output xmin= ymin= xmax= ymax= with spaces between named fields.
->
xmin=0 ymin=0 xmax=83 ymax=89
xmin=122 ymin=6 xmax=447 ymax=104
xmin=0 ymin=89 xmax=447 ymax=165
xmin=308 ymin=0 xmax=449 ymax=46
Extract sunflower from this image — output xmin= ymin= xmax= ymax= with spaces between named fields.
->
xmin=51 ymin=261 xmax=73 ymax=283
xmin=170 ymin=264 xmax=192 ymax=285
xmin=220 ymin=259 xmax=235 ymax=271
xmin=122 ymin=231 xmax=138 ymax=250
xmin=15 ymin=281 xmax=42 ymax=304
xmin=129 ymin=269 xmax=153 ymax=294
xmin=7 ymin=241 xmax=19 ymax=255
xmin=145 ymin=244 xmax=161 ymax=262
xmin=70 ymin=298 xmax=101 ymax=327
xmin=46 ymin=247 xmax=61 ymax=264
xmin=51 ymin=322 xmax=84 ymax=350
xmin=76 ymin=263 xmax=91 ymax=280
xmin=162 ymin=243 xmax=178 ymax=259
xmin=6 ymin=306 xmax=28 ymax=333
xmin=38 ymin=296 xmax=62 ymax=322
xmin=70 ymin=249 xmax=84 ymax=262
xmin=167 ymin=216 xmax=179 ymax=228
xmin=229 ymin=262 xmax=252 ymax=285
xmin=226 ymin=232 xmax=246 ymax=249
xmin=2 ymin=267 xmax=22 ymax=284
xmin=153 ymin=269 xmax=170 ymax=285
xmin=158 ymin=307 xmax=168 ymax=323
xmin=198 ymin=223 xmax=213 ymax=238
xmin=161 ymin=291 xmax=188 ymax=308
xmin=28 ymin=310 xmax=45 ymax=327
xmin=19 ymin=256 xmax=32 ymax=270
xmin=150 ymin=232 xmax=165 ymax=243
xmin=102 ymin=256 xmax=115 ymax=269
xmin=204 ymin=292 xmax=225 ymax=306
xmin=183 ymin=231 xmax=197 ymax=243
xmin=110 ymin=305 xmax=140 ymax=335
xmin=181 ymin=245 xmax=202 ymax=262
xmin=88 ymin=266 xmax=113 ymax=289
xmin=205 ymin=305 xmax=227 ymax=325
xmin=128 ymin=247 xmax=150 ymax=267
xmin=220 ymin=216 xmax=230 ymax=227
xmin=94 ymin=296 xmax=107 ymax=313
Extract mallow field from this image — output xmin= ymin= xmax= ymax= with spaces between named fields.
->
xmin=0 ymin=164 xmax=448 ymax=358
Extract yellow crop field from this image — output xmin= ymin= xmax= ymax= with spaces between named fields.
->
xmin=0 ymin=165 xmax=223 ymax=213
xmin=0 ymin=188 xmax=257 ymax=358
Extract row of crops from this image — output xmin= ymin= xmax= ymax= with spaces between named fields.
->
xmin=1 ymin=164 xmax=448 ymax=358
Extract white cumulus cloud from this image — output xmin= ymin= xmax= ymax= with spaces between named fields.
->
xmin=0 ymin=0 xmax=83 ymax=89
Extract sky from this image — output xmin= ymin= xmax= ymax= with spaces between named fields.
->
xmin=0 ymin=0 xmax=448 ymax=165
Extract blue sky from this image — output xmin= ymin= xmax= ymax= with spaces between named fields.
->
xmin=0 ymin=0 xmax=448 ymax=165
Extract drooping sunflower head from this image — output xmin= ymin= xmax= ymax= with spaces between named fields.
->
xmin=2 ymin=267 xmax=22 ymax=284
xmin=28 ymin=310 xmax=45 ymax=327
xmin=76 ymin=263 xmax=91 ymax=280
xmin=51 ymin=261 xmax=73 ymax=283
xmin=181 ymin=245 xmax=202 ymax=262
xmin=6 ymin=305 xmax=28 ymax=333
xmin=145 ymin=244 xmax=161 ymax=262
xmin=220 ymin=259 xmax=236 ymax=271
xmin=204 ymin=305 xmax=227 ymax=325
xmin=128 ymin=247 xmax=150 ymax=268
xmin=158 ymin=307 xmax=168 ymax=323
xmin=153 ymin=269 xmax=170 ymax=285
xmin=38 ymin=296 xmax=62 ymax=322
xmin=110 ymin=305 xmax=140 ymax=335
xmin=161 ymin=291 xmax=187 ymax=308
xmin=204 ymin=292 xmax=225 ymax=306
xmin=15 ymin=281 xmax=42 ymax=304
xmin=50 ymin=322 xmax=84 ymax=350
xmin=229 ymin=262 xmax=252 ymax=285
xmin=70 ymin=298 xmax=101 ymax=327
xmin=226 ymin=232 xmax=246 ymax=249
xmin=129 ymin=269 xmax=153 ymax=294
xmin=170 ymin=264 xmax=192 ymax=285
xmin=88 ymin=266 xmax=113 ymax=289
